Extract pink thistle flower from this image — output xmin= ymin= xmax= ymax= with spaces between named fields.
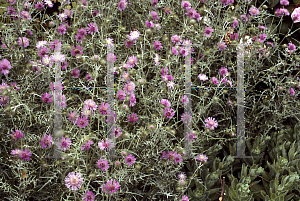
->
xmin=41 ymin=93 xmax=52 ymax=103
xmin=198 ymin=74 xmax=208 ymax=82
xmin=249 ymin=7 xmax=259 ymax=16
xmin=218 ymin=42 xmax=227 ymax=51
xmin=111 ymin=127 xmax=122 ymax=138
xmin=127 ymin=56 xmax=138 ymax=67
xmin=58 ymin=12 xmax=68 ymax=21
xmin=153 ymin=40 xmax=162 ymax=50
xmin=50 ymin=81 xmax=63 ymax=92
xmin=82 ymin=190 xmax=95 ymax=201
xmin=81 ymin=107 xmax=93 ymax=118
xmin=290 ymin=88 xmax=295 ymax=95
xmin=161 ymin=67 xmax=168 ymax=75
xmin=34 ymin=1 xmax=44 ymax=9
xmin=9 ymin=130 xmax=24 ymax=141
xmin=129 ymin=93 xmax=136 ymax=107
xmin=160 ymin=99 xmax=171 ymax=107
xmin=11 ymin=148 xmax=23 ymax=157
xmin=219 ymin=67 xmax=228 ymax=77
xmin=174 ymin=153 xmax=182 ymax=164
xmin=186 ymin=131 xmax=196 ymax=141
xmin=179 ymin=47 xmax=188 ymax=56
xmin=117 ymin=90 xmax=126 ymax=100
xmin=182 ymin=195 xmax=189 ymax=201
xmin=71 ymin=45 xmax=83 ymax=57
xmin=81 ymin=140 xmax=93 ymax=151
xmin=163 ymin=107 xmax=175 ymax=118
xmin=181 ymin=112 xmax=192 ymax=124
xmin=204 ymin=117 xmax=218 ymax=130
xmin=145 ymin=20 xmax=154 ymax=28
xmin=101 ymin=179 xmax=120 ymax=194
xmin=212 ymin=77 xmax=219 ymax=85
xmin=127 ymin=30 xmax=140 ymax=41
xmin=118 ymin=0 xmax=128 ymax=11
xmin=20 ymin=149 xmax=32 ymax=161
xmin=40 ymin=133 xmax=52 ymax=148
xmin=65 ymin=172 xmax=83 ymax=191
xmin=107 ymin=53 xmax=117 ymax=62
xmin=172 ymin=46 xmax=179 ymax=55
xmin=37 ymin=46 xmax=49 ymax=58
xmin=84 ymin=99 xmax=97 ymax=111
xmin=58 ymin=24 xmax=67 ymax=35
xmin=99 ymin=102 xmax=110 ymax=115
xmin=127 ymin=113 xmax=138 ymax=123
xmin=185 ymin=8 xmax=196 ymax=18
xmin=151 ymin=11 xmax=159 ymax=20
xmin=123 ymin=81 xmax=135 ymax=94
xmin=154 ymin=54 xmax=160 ymax=66
xmin=203 ymin=26 xmax=214 ymax=37
xmin=166 ymin=151 xmax=174 ymax=161
xmin=20 ymin=11 xmax=31 ymax=20
xmin=124 ymin=154 xmax=136 ymax=166
xmin=98 ymin=138 xmax=115 ymax=151
xmin=291 ymin=7 xmax=300 ymax=23
xmin=72 ymin=69 xmax=80 ymax=78
xmin=97 ymin=158 xmax=109 ymax=171
xmin=105 ymin=38 xmax=114 ymax=47
xmin=57 ymin=136 xmax=71 ymax=151
xmin=0 ymin=59 xmax=11 ymax=75
xmin=76 ymin=115 xmax=89 ymax=128
xmin=86 ymin=22 xmax=98 ymax=34
xmin=181 ymin=1 xmax=191 ymax=9
xmin=178 ymin=172 xmax=186 ymax=180
xmin=17 ymin=37 xmax=29 ymax=48
xmin=195 ymin=153 xmax=208 ymax=162
xmin=280 ymin=0 xmax=289 ymax=5
xmin=182 ymin=95 xmax=189 ymax=105
xmin=125 ymin=40 xmax=135 ymax=48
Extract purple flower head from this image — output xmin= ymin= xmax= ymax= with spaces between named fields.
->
xmin=125 ymin=154 xmax=136 ymax=166
xmin=249 ymin=7 xmax=259 ymax=16
xmin=204 ymin=117 xmax=218 ymax=130
xmin=81 ymin=140 xmax=93 ymax=151
xmin=84 ymin=99 xmax=97 ymax=111
xmin=98 ymin=138 xmax=115 ymax=151
xmin=127 ymin=113 xmax=138 ymax=123
xmin=0 ymin=59 xmax=12 ymax=75
xmin=111 ymin=127 xmax=122 ymax=138
xmin=291 ymin=7 xmax=300 ymax=23
xmin=182 ymin=195 xmax=189 ymax=201
xmin=290 ymin=88 xmax=295 ymax=95
xmin=99 ymin=102 xmax=110 ymax=115
xmin=182 ymin=95 xmax=189 ymax=105
xmin=219 ymin=67 xmax=228 ymax=77
xmin=82 ymin=190 xmax=95 ymax=201
xmin=160 ymin=99 xmax=171 ymax=107
xmin=97 ymin=158 xmax=109 ymax=171
xmin=181 ymin=112 xmax=192 ymax=124
xmin=118 ymin=0 xmax=128 ymax=11
xmin=198 ymin=74 xmax=208 ymax=82
xmin=280 ymin=0 xmax=289 ymax=6
xmin=153 ymin=40 xmax=162 ymax=50
xmin=195 ymin=153 xmax=208 ymax=162
xmin=76 ymin=115 xmax=89 ymax=128
xmin=57 ymin=137 xmax=71 ymax=151
xmin=186 ymin=131 xmax=196 ymax=142
xmin=127 ymin=56 xmax=138 ymax=67
xmin=65 ymin=172 xmax=83 ymax=191
xmin=41 ymin=93 xmax=52 ymax=103
xmin=178 ymin=172 xmax=186 ymax=180
xmin=181 ymin=1 xmax=191 ymax=9
xmin=218 ymin=42 xmax=227 ymax=51
xmin=203 ymin=26 xmax=214 ymax=37
xmin=151 ymin=11 xmax=159 ymax=20
xmin=129 ymin=93 xmax=136 ymax=107
xmin=174 ymin=153 xmax=182 ymax=164
xmin=86 ymin=23 xmax=98 ymax=34
xmin=163 ymin=107 xmax=175 ymax=118
xmin=72 ymin=68 xmax=80 ymax=78
xmin=212 ymin=77 xmax=219 ymax=85
xmin=10 ymin=130 xmax=24 ymax=141
xmin=20 ymin=149 xmax=32 ymax=161
xmin=117 ymin=90 xmax=126 ymax=100
xmin=101 ymin=179 xmax=120 ymax=194
xmin=41 ymin=134 xmax=52 ymax=148
xmin=127 ymin=30 xmax=140 ymax=41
